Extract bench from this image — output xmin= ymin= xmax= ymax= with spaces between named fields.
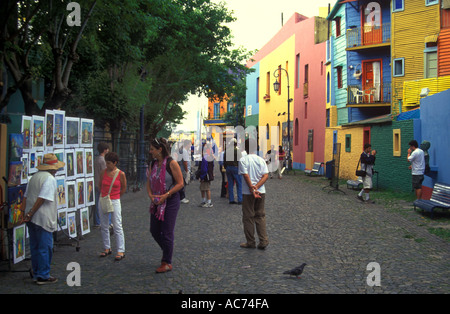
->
xmin=305 ymin=162 xmax=323 ymax=176
xmin=413 ymin=183 xmax=450 ymax=218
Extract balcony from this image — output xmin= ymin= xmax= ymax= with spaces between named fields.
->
xmin=346 ymin=23 xmax=391 ymax=50
xmin=347 ymin=83 xmax=391 ymax=106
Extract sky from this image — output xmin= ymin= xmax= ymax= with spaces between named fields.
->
xmin=174 ymin=0 xmax=334 ymax=133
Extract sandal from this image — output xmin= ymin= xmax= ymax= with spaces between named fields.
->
xmin=99 ymin=249 xmax=112 ymax=257
xmin=115 ymin=253 xmax=125 ymax=261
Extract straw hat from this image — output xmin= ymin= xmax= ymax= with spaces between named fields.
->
xmin=37 ymin=153 xmax=65 ymax=171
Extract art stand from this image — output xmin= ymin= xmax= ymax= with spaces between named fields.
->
xmin=322 ymin=143 xmax=346 ymax=194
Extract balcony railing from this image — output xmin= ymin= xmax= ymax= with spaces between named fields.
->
xmin=347 ymin=23 xmax=391 ymax=49
xmin=347 ymin=83 xmax=391 ymax=105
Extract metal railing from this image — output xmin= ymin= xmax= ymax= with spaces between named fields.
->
xmin=347 ymin=83 xmax=391 ymax=105
xmin=347 ymin=23 xmax=391 ymax=49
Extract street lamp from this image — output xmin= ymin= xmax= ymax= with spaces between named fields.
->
xmin=273 ymin=67 xmax=293 ymax=171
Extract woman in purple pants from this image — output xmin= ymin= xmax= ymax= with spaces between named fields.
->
xmin=146 ymin=138 xmax=184 ymax=273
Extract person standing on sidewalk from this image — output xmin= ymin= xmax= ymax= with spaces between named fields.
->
xmin=224 ymin=138 xmax=243 ymax=205
xmin=94 ymin=142 xmax=109 ymax=228
xmin=147 ymin=138 xmax=184 ymax=273
xmin=407 ymin=140 xmax=425 ymax=200
xmin=238 ymin=138 xmax=269 ymax=250
xmin=21 ymin=153 xmax=65 ymax=285
xmin=99 ymin=152 xmax=127 ymax=261
xmin=356 ymin=144 xmax=377 ymax=203
xmin=277 ymin=146 xmax=286 ymax=179
xmin=198 ymin=143 xmax=214 ymax=208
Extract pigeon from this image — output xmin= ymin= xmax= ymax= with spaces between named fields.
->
xmin=283 ymin=263 xmax=307 ymax=278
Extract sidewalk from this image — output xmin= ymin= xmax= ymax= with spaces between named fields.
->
xmin=0 ymin=166 xmax=449 ymax=294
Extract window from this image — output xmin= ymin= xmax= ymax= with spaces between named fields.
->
xmin=304 ymin=102 xmax=308 ymax=119
xmin=392 ymin=0 xmax=404 ymax=12
xmin=256 ymin=77 xmax=260 ymax=103
xmin=335 ymin=16 xmax=341 ymax=37
xmin=327 ymin=72 xmax=330 ymax=103
xmin=307 ymin=129 xmax=314 ymax=152
xmin=295 ymin=118 xmax=299 ymax=146
xmin=393 ymin=129 xmax=401 ymax=156
xmin=326 ymin=109 xmax=330 ymax=127
xmin=336 ymin=66 xmax=343 ymax=89
xmin=296 ymin=54 xmax=300 ymax=88
xmin=304 ymin=64 xmax=309 ymax=83
xmin=393 ymin=58 xmax=404 ymax=77
xmin=265 ymin=72 xmax=270 ymax=98
xmin=425 ymin=48 xmax=438 ymax=78
xmin=425 ymin=0 xmax=438 ymax=6
xmin=345 ymin=134 xmax=351 ymax=152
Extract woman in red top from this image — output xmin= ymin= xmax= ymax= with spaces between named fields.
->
xmin=99 ymin=152 xmax=127 ymax=261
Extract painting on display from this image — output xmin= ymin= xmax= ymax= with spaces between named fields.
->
xmin=67 ymin=212 xmax=77 ymax=238
xmin=21 ymin=115 xmax=32 ymax=152
xmin=53 ymin=110 xmax=65 ymax=149
xmin=80 ymin=119 xmax=94 ymax=148
xmin=65 ymin=117 xmax=79 ymax=148
xmin=45 ymin=110 xmax=54 ymax=149
xmin=65 ymin=149 xmax=75 ymax=180
xmin=84 ymin=149 xmax=93 ymax=177
xmin=10 ymin=133 xmax=23 ymax=160
xmin=76 ymin=178 xmax=85 ymax=209
xmin=66 ymin=180 xmax=76 ymax=212
xmin=75 ymin=148 xmax=84 ymax=177
xmin=85 ymin=177 xmax=95 ymax=206
xmin=8 ymin=185 xmax=26 ymax=227
xmin=56 ymin=176 xmax=66 ymax=209
xmin=35 ymin=151 xmax=43 ymax=169
xmin=20 ymin=154 xmax=28 ymax=184
xmin=32 ymin=115 xmax=45 ymax=151
xmin=57 ymin=209 xmax=68 ymax=231
xmin=13 ymin=224 xmax=26 ymax=264
xmin=53 ymin=149 xmax=65 ymax=176
xmin=80 ymin=207 xmax=90 ymax=235
xmin=8 ymin=161 xmax=22 ymax=187
xmin=28 ymin=150 xmax=37 ymax=174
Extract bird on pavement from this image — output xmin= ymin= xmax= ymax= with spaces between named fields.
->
xmin=283 ymin=263 xmax=307 ymax=278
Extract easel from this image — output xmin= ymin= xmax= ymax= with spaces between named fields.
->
xmin=322 ymin=143 xmax=345 ymax=194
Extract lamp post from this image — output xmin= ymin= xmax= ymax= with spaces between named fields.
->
xmin=273 ymin=67 xmax=293 ymax=171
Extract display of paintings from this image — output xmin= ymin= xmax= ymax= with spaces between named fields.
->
xmin=66 ymin=180 xmax=76 ymax=212
xmin=53 ymin=110 xmax=65 ymax=149
xmin=8 ymin=161 xmax=22 ymax=187
xmin=85 ymin=177 xmax=95 ymax=206
xmin=13 ymin=224 xmax=26 ymax=264
xmin=22 ymin=115 xmax=32 ymax=152
xmin=67 ymin=212 xmax=77 ymax=238
xmin=28 ymin=150 xmax=37 ymax=174
xmin=45 ymin=110 xmax=54 ymax=149
xmin=56 ymin=176 xmax=66 ymax=209
xmin=57 ymin=209 xmax=67 ymax=231
xmin=65 ymin=149 xmax=75 ymax=180
xmin=65 ymin=117 xmax=79 ymax=148
xmin=32 ymin=115 xmax=45 ymax=151
xmin=20 ymin=154 xmax=28 ymax=184
xmin=36 ymin=151 xmax=43 ymax=169
xmin=8 ymin=185 xmax=26 ymax=227
xmin=53 ymin=149 xmax=65 ymax=176
xmin=10 ymin=133 xmax=23 ymax=160
xmin=75 ymin=148 xmax=84 ymax=177
xmin=80 ymin=118 xmax=94 ymax=147
xmin=84 ymin=149 xmax=93 ymax=177
xmin=80 ymin=207 xmax=90 ymax=235
xmin=76 ymin=178 xmax=85 ymax=209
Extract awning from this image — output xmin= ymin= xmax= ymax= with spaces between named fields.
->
xmin=425 ymin=34 xmax=439 ymax=43
xmin=343 ymin=114 xmax=392 ymax=126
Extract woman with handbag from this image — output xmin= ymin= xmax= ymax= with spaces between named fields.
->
xmin=356 ymin=144 xmax=376 ymax=203
xmin=147 ymin=138 xmax=184 ymax=273
xmin=99 ymin=152 xmax=127 ymax=261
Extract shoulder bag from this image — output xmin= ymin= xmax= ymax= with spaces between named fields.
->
xmin=100 ymin=170 xmax=120 ymax=214
xmin=355 ymin=158 xmax=366 ymax=177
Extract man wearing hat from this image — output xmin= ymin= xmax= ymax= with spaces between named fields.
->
xmin=21 ymin=153 xmax=65 ymax=285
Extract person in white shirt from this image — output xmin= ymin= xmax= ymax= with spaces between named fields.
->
xmin=407 ymin=140 xmax=425 ymax=200
xmin=21 ymin=153 xmax=65 ymax=285
xmin=238 ymin=138 xmax=269 ymax=250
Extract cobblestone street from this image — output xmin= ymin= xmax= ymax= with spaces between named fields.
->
xmin=1 ymin=168 xmax=449 ymax=295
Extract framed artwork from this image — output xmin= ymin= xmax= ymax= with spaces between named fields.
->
xmin=80 ymin=207 xmax=90 ymax=235
xmin=53 ymin=149 xmax=65 ymax=176
xmin=22 ymin=115 xmax=32 ymax=152
xmin=20 ymin=154 xmax=28 ymax=184
xmin=65 ymin=149 xmax=75 ymax=180
xmin=10 ymin=133 xmax=23 ymax=160
xmin=45 ymin=109 xmax=54 ymax=150
xmin=76 ymin=178 xmax=85 ymax=209
xmin=28 ymin=150 xmax=37 ymax=174
xmin=13 ymin=224 xmax=26 ymax=264
xmin=80 ymin=118 xmax=94 ymax=147
xmin=8 ymin=161 xmax=22 ymax=187
xmin=84 ymin=148 xmax=94 ymax=177
xmin=65 ymin=117 xmax=79 ymax=148
xmin=85 ymin=177 xmax=95 ymax=206
xmin=53 ymin=110 xmax=65 ymax=149
xmin=35 ymin=151 xmax=43 ymax=169
xmin=55 ymin=176 xmax=66 ymax=209
xmin=8 ymin=185 xmax=26 ymax=227
xmin=32 ymin=115 xmax=45 ymax=151
xmin=57 ymin=209 xmax=68 ymax=231
xmin=66 ymin=180 xmax=76 ymax=212
xmin=75 ymin=148 xmax=84 ymax=177
xmin=67 ymin=212 xmax=77 ymax=238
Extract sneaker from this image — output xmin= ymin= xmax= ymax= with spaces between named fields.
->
xmin=155 ymin=262 xmax=172 ymax=273
xmin=201 ymin=202 xmax=213 ymax=208
xmin=356 ymin=195 xmax=364 ymax=202
xmin=198 ymin=202 xmax=206 ymax=207
xmin=36 ymin=276 xmax=58 ymax=285
xmin=181 ymin=198 xmax=189 ymax=204
xmin=229 ymin=201 xmax=237 ymax=204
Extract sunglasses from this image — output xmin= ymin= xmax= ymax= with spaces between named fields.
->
xmin=152 ymin=137 xmax=166 ymax=148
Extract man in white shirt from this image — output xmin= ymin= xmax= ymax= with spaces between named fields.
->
xmin=238 ymin=138 xmax=269 ymax=250
xmin=407 ymin=140 xmax=425 ymax=200
xmin=21 ymin=153 xmax=65 ymax=285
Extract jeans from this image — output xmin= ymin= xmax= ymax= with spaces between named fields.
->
xmin=100 ymin=199 xmax=125 ymax=253
xmin=226 ymin=166 xmax=242 ymax=203
xmin=27 ymin=222 xmax=53 ymax=280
